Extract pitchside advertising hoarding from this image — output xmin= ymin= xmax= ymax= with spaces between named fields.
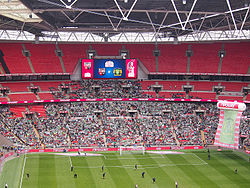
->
xmin=82 ymin=59 xmax=137 ymax=79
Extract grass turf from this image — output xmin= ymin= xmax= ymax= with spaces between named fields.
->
xmin=0 ymin=150 xmax=249 ymax=188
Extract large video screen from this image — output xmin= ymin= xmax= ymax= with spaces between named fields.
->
xmin=82 ymin=59 xmax=137 ymax=79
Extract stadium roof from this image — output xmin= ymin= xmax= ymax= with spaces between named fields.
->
xmin=0 ymin=0 xmax=249 ymax=42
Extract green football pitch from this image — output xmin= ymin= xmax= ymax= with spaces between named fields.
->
xmin=0 ymin=150 xmax=249 ymax=188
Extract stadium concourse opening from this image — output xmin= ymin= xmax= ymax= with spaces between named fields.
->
xmin=0 ymin=0 xmax=250 ymax=187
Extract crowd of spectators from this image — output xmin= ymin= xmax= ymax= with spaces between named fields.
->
xmin=0 ymin=78 xmax=249 ymax=149
xmin=1 ymin=101 xmax=247 ymax=149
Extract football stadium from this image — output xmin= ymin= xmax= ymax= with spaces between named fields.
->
xmin=0 ymin=0 xmax=249 ymax=187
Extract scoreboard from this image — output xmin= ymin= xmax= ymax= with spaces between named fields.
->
xmin=82 ymin=59 xmax=137 ymax=79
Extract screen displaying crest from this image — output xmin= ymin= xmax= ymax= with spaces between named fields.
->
xmin=82 ymin=59 xmax=137 ymax=79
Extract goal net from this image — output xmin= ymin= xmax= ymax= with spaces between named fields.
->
xmin=119 ymin=146 xmax=145 ymax=155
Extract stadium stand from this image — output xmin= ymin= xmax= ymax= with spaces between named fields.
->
xmin=9 ymin=106 xmax=26 ymax=117
xmin=0 ymin=43 xmax=32 ymax=73
xmin=217 ymin=95 xmax=244 ymax=101
xmin=8 ymin=93 xmax=37 ymax=101
xmin=25 ymin=44 xmax=63 ymax=73
xmin=1 ymin=82 xmax=30 ymax=92
xmin=127 ymin=44 xmax=156 ymax=72
xmin=28 ymin=105 xmax=46 ymax=117
xmin=59 ymin=44 xmax=89 ymax=73
xmin=189 ymin=81 xmax=219 ymax=91
xmin=190 ymin=43 xmax=221 ymax=73
xmin=220 ymin=82 xmax=248 ymax=92
xmin=92 ymin=44 xmax=122 ymax=56
xmin=1 ymin=100 xmax=247 ymax=148
xmin=221 ymin=42 xmax=250 ymax=74
xmin=189 ymin=92 xmax=216 ymax=99
xmin=0 ymin=97 xmax=8 ymax=102
xmin=38 ymin=93 xmax=55 ymax=100
xmin=158 ymin=44 xmax=188 ymax=73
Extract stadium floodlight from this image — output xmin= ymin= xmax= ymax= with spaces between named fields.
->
xmin=124 ymin=0 xmax=128 ymax=3
xmin=183 ymin=0 xmax=187 ymax=5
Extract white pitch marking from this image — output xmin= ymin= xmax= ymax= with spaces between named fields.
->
xmin=19 ymin=154 xmax=26 ymax=188
xmin=69 ymin=156 xmax=73 ymax=167
xmin=193 ymin=153 xmax=208 ymax=165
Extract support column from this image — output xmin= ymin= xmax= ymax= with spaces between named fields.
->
xmin=55 ymin=44 xmax=66 ymax=73
xmin=22 ymin=44 xmax=35 ymax=73
xmin=153 ymin=45 xmax=160 ymax=72
xmin=218 ymin=44 xmax=226 ymax=74
xmin=185 ymin=45 xmax=193 ymax=73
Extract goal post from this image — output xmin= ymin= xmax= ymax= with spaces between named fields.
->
xmin=119 ymin=146 xmax=145 ymax=155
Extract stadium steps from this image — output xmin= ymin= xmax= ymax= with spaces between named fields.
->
xmin=171 ymin=124 xmax=180 ymax=146
xmin=28 ymin=117 xmax=42 ymax=147
xmin=0 ymin=114 xmax=27 ymax=145
xmin=55 ymin=44 xmax=66 ymax=73
xmin=22 ymin=44 xmax=35 ymax=73
xmin=0 ymin=134 xmax=13 ymax=147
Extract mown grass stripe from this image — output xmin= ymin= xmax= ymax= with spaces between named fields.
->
xmin=102 ymin=153 xmax=135 ymax=188
xmin=53 ymin=155 xmax=77 ymax=188
xmin=209 ymin=153 xmax=250 ymax=187
xmin=22 ymin=154 xmax=40 ymax=188
xmin=0 ymin=156 xmax=24 ymax=188
xmin=158 ymin=154 xmax=200 ymax=188
xmin=71 ymin=156 xmax=97 ymax=188
xmin=167 ymin=154 xmax=220 ymax=188
xmin=117 ymin=153 xmax=158 ymax=188
xmin=135 ymin=153 xmax=173 ymax=188
xmin=38 ymin=154 xmax=57 ymax=188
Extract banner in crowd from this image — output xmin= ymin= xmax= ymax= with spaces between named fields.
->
xmin=214 ymin=101 xmax=246 ymax=149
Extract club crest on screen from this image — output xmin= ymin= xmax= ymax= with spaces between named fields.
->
xmin=84 ymin=62 xmax=92 ymax=70
xmin=113 ymin=68 xmax=122 ymax=76
xmin=98 ymin=68 xmax=105 ymax=76
xmin=105 ymin=61 xmax=114 ymax=67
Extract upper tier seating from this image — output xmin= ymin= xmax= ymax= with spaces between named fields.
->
xmin=0 ymin=43 xmax=32 ymax=73
xmin=127 ymin=44 xmax=156 ymax=72
xmin=221 ymin=42 xmax=250 ymax=74
xmin=0 ymin=42 xmax=249 ymax=74
xmin=59 ymin=44 xmax=89 ymax=73
xmin=158 ymin=44 xmax=188 ymax=73
xmin=25 ymin=44 xmax=62 ymax=73
xmin=190 ymin=43 xmax=221 ymax=73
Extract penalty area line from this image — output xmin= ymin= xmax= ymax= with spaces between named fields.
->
xmin=69 ymin=156 xmax=73 ymax=167
xmin=19 ymin=154 xmax=26 ymax=188
xmin=193 ymin=153 xmax=208 ymax=165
